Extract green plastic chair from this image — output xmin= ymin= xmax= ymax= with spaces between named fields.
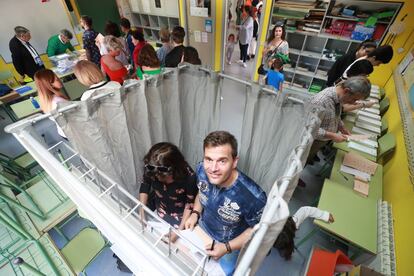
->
xmin=379 ymin=88 xmax=386 ymax=99
xmin=61 ymin=228 xmax=106 ymax=275
xmin=0 ymin=152 xmax=39 ymax=180
xmin=379 ymin=97 xmax=390 ymax=116
xmin=381 ymin=117 xmax=388 ymax=136
xmin=378 ymin=133 xmax=396 ymax=161
xmin=0 ymin=70 xmax=18 ymax=87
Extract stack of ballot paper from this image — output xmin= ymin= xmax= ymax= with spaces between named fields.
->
xmin=340 ymin=152 xmax=378 ymax=197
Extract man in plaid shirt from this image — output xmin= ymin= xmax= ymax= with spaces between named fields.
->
xmin=308 ymin=76 xmax=371 ymax=162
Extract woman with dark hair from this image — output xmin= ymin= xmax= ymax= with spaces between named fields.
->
xmin=96 ymin=21 xmax=129 ymax=65
xmin=139 ymin=142 xmax=198 ymax=231
xmin=80 ymin=15 xmax=101 ymax=66
xmin=182 ymin=46 xmax=202 ymax=65
xmin=136 ymin=44 xmax=161 ymax=79
xmin=131 ymin=29 xmax=147 ymax=69
xmin=327 ymin=39 xmax=377 ymax=86
xmin=259 ymin=23 xmax=289 ymax=74
xmin=274 ymin=207 xmax=334 ymax=260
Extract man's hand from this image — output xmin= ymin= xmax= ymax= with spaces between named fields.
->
xmin=339 ymin=126 xmax=351 ymax=135
xmin=329 ymin=132 xmax=347 ymax=143
xmin=184 ymin=213 xmax=198 ymax=230
xmin=328 ymin=213 xmax=335 ymax=223
xmin=365 ymin=100 xmax=376 ymax=108
xmin=205 ymin=242 xmax=228 ymax=260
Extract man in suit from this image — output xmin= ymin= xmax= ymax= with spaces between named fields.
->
xmin=9 ymin=26 xmax=45 ymax=80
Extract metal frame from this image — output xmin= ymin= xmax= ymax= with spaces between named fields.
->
xmin=5 ymin=69 xmax=319 ymax=275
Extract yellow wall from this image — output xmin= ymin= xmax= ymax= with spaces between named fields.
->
xmin=369 ymin=0 xmax=414 ymax=86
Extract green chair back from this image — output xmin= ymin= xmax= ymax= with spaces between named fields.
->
xmin=61 ymin=228 xmax=106 ymax=274
xmin=380 ymin=97 xmax=390 ymax=115
xmin=381 ymin=117 xmax=388 ymax=136
xmin=379 ymin=88 xmax=385 ymax=99
xmin=378 ymin=133 xmax=396 ymax=159
xmin=0 ymin=71 xmax=13 ymax=82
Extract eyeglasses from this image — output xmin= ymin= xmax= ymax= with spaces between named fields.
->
xmin=145 ymin=164 xmax=172 ymax=174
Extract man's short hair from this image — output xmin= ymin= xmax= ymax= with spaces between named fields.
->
xmin=203 ymin=131 xmax=238 ymax=158
xmin=120 ymin=17 xmax=131 ymax=29
xmin=131 ymin=29 xmax=145 ymax=42
xmin=14 ymin=26 xmax=29 ymax=37
xmin=81 ymin=15 xmax=93 ymax=27
xmin=171 ymin=26 xmax=185 ymax=44
xmin=272 ymin=58 xmax=283 ymax=70
xmin=159 ymin=28 xmax=170 ymax=43
xmin=347 ymin=59 xmax=373 ymax=78
xmin=341 ymin=76 xmax=371 ymax=99
xmin=60 ymin=29 xmax=73 ymax=40
xmin=367 ymin=45 xmax=393 ymax=64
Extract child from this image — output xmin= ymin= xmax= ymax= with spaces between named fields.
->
xmin=274 ymin=206 xmax=335 ymax=260
xmin=225 ymin=34 xmax=236 ymax=65
xmin=265 ymin=58 xmax=284 ymax=92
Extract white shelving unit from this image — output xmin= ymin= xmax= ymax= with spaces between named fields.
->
xmin=129 ymin=0 xmax=180 ymax=44
xmin=269 ymin=0 xmax=403 ymax=93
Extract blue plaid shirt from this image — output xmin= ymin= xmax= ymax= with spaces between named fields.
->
xmin=196 ymin=163 xmax=267 ymax=242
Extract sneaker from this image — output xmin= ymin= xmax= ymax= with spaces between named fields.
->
xmin=242 ymin=63 xmax=247 ymax=68
xmin=227 ymin=61 xmax=232 ymax=65
xmin=237 ymin=60 xmax=243 ymax=64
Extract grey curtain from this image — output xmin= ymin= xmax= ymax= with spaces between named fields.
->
xmin=54 ymin=65 xmax=221 ymax=197
xmin=53 ymin=65 xmax=320 ymax=274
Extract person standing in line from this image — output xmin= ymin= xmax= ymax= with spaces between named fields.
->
xmin=80 ymin=15 xmax=101 ymax=66
xmin=156 ymin=28 xmax=173 ymax=67
xmin=259 ymin=23 xmax=289 ymax=75
xmin=165 ymin=26 xmax=186 ymax=68
xmin=9 ymin=26 xmax=45 ymax=80
xmin=120 ymin=18 xmax=135 ymax=61
xmin=237 ymin=5 xmax=253 ymax=68
xmin=131 ymin=30 xmax=147 ymax=69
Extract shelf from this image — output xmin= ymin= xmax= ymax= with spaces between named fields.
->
xmin=301 ymin=50 xmax=322 ymax=59
xmin=325 ymin=15 xmax=391 ymax=24
xmin=290 ymin=48 xmax=301 ymax=55
xmin=320 ymin=56 xmax=336 ymax=62
xmin=137 ymin=25 xmax=161 ymax=31
xmin=319 ymin=32 xmax=361 ymax=43
xmin=314 ymin=74 xmax=328 ymax=81
xmin=284 ymin=67 xmax=295 ymax=74
xmin=295 ymin=70 xmax=315 ymax=78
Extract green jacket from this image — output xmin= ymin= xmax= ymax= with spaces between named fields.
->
xmin=46 ymin=34 xmax=74 ymax=57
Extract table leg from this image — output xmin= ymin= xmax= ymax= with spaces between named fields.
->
xmin=296 ymin=228 xmax=318 ymax=248
xmin=1 ymin=105 xmax=18 ymax=122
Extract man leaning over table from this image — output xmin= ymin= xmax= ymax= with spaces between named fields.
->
xmin=185 ymin=131 xmax=267 ymax=275
xmin=46 ymin=29 xmax=75 ymax=57
xmin=299 ymin=76 xmax=371 ymax=186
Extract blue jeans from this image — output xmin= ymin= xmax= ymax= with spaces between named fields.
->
xmin=219 ymin=250 xmax=240 ymax=276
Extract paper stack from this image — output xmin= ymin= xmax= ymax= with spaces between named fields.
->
xmin=340 ymin=152 xmax=378 ymax=197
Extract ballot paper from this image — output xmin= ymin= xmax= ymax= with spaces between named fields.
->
xmin=346 ymin=135 xmax=378 ymax=148
xmin=356 ymin=116 xmax=382 ymax=127
xmin=348 ymin=141 xmax=377 ymax=156
xmin=362 ymin=107 xmax=380 ymax=115
xmin=352 ymin=126 xmax=379 ymax=137
xmin=354 ymin=178 xmax=370 ymax=197
xmin=340 ymin=164 xmax=371 ymax=181
xmin=343 ymin=152 xmax=378 ymax=175
xmin=371 ymin=84 xmax=380 ymax=90
xmin=179 ymin=227 xmax=225 ymax=276
xmin=369 ymin=93 xmax=380 ymax=100
xmin=357 ymin=111 xmax=381 ymax=120
xmin=345 ymin=115 xmax=356 ymax=123
xmin=355 ymin=121 xmax=381 ymax=134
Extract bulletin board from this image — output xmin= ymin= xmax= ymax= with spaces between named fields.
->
xmin=0 ymin=0 xmax=78 ymax=63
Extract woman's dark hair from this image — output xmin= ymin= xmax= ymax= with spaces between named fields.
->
xmin=143 ymin=142 xmax=192 ymax=181
xmin=81 ymin=15 xmax=93 ymax=27
xmin=183 ymin=46 xmax=201 ymax=65
xmin=367 ymin=45 xmax=394 ymax=64
xmin=139 ymin=44 xmax=160 ymax=68
xmin=131 ymin=29 xmax=145 ymax=42
xmin=120 ymin=18 xmax=131 ymax=29
xmin=244 ymin=5 xmax=253 ymax=17
xmin=347 ymin=59 xmax=374 ymax=77
xmin=105 ymin=21 xmax=121 ymax=37
xmin=267 ymin=24 xmax=286 ymax=43
xmin=356 ymin=39 xmax=377 ymax=51
xmin=171 ymin=26 xmax=185 ymax=44
xmin=273 ymin=217 xmax=296 ymax=260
